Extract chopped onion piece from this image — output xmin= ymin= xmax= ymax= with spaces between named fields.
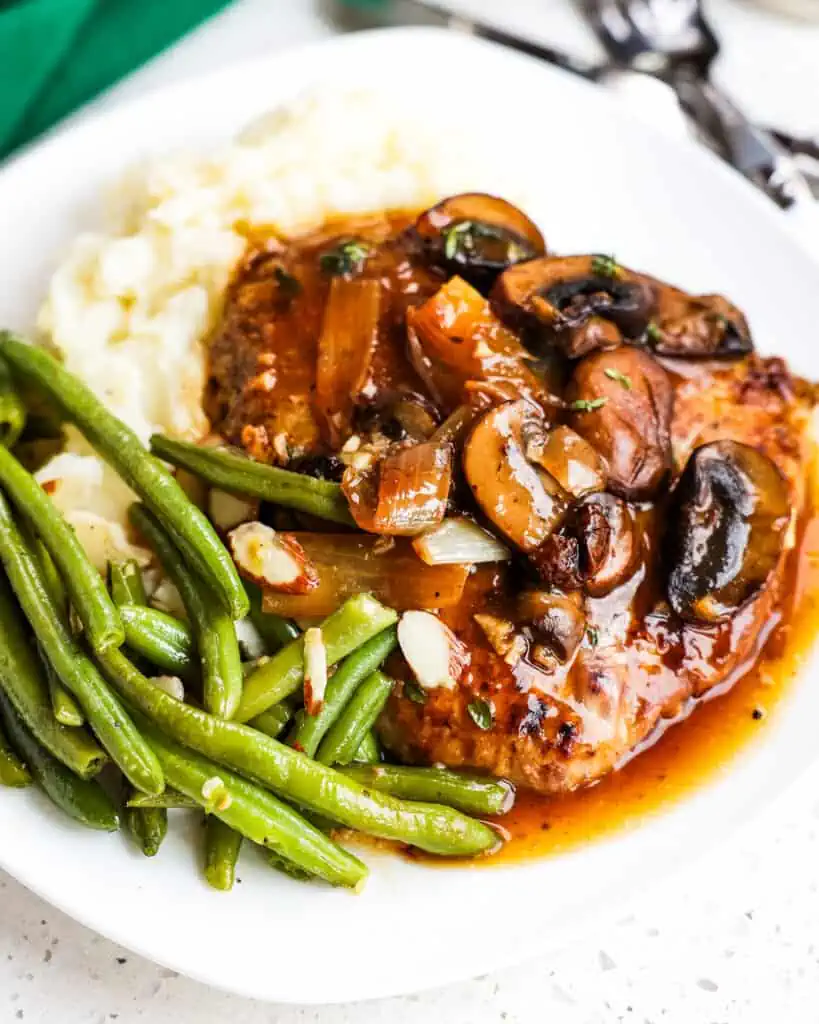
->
xmin=303 ymin=626 xmax=328 ymax=714
xmin=228 ymin=522 xmax=317 ymax=594
xmin=397 ymin=610 xmax=468 ymax=691
xmin=208 ymin=488 xmax=259 ymax=531
xmin=260 ymin=534 xmax=468 ymax=618
xmin=413 ymin=517 xmax=510 ymax=565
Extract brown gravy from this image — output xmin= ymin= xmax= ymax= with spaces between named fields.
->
xmin=484 ymin=512 xmax=819 ymax=863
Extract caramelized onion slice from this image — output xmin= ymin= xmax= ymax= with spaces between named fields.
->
xmin=260 ymin=534 xmax=469 ymax=618
xmin=342 ymin=441 xmax=453 ymax=536
xmin=316 ymin=277 xmax=381 ymax=444
xmin=413 ymin=517 xmax=511 ymax=565
xmin=463 ymin=400 xmax=568 ymax=552
xmin=407 ymin=276 xmax=555 ymax=413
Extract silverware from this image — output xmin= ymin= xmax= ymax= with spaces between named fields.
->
xmin=330 ymin=1 xmax=819 ymax=204
xmin=577 ymin=0 xmax=816 ymax=207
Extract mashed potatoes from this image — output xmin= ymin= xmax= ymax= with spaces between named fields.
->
xmin=34 ymin=89 xmax=516 ymax=569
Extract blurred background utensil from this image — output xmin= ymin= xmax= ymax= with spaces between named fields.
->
xmin=576 ymin=0 xmax=818 ymax=206
xmin=334 ymin=0 xmax=819 ymax=206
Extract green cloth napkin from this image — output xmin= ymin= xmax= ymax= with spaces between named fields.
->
xmin=0 ymin=0 xmax=233 ymax=161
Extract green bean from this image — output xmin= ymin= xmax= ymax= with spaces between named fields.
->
xmin=0 ymin=334 xmax=248 ymax=620
xmin=0 ymin=691 xmax=119 ymax=830
xmin=250 ymin=703 xmax=293 ymax=739
xmin=352 ymin=730 xmax=380 ymax=765
xmin=0 ymin=447 xmax=122 ymax=651
xmin=0 ymin=575 xmax=105 ymax=778
xmin=118 ymin=605 xmax=195 ymax=680
xmin=245 ymin=580 xmax=299 ymax=653
xmin=28 ymin=538 xmax=84 ymax=727
xmin=150 ymin=434 xmax=355 ymax=526
xmin=129 ymin=706 xmax=367 ymax=888
xmin=316 ymin=671 xmax=394 ymax=766
xmin=266 ymin=850 xmax=315 ymax=882
xmin=339 ymin=766 xmax=514 ymax=817
xmin=130 ymin=505 xmax=241 ymax=719
xmin=204 ymin=817 xmax=242 ymax=891
xmin=43 ymin=655 xmax=84 ymax=727
xmin=127 ymin=789 xmax=198 ymax=809
xmin=98 ymin=648 xmax=498 ymax=857
xmin=289 ymin=627 xmax=397 ymax=757
xmin=109 ymin=559 xmax=147 ymax=606
xmin=238 ymin=594 xmax=398 ymax=723
xmin=0 ymin=719 xmax=31 ymax=786
xmin=0 ymin=493 xmax=163 ymax=793
xmin=0 ymin=357 xmax=27 ymax=448
xmin=126 ymin=804 xmax=168 ymax=857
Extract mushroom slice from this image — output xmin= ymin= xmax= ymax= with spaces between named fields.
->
xmin=530 ymin=493 xmax=640 ymax=597
xmin=525 ymin=425 xmax=607 ymax=498
xmin=414 ymin=193 xmax=545 ymax=292
xmin=567 ymin=346 xmax=673 ymax=500
xmin=646 ymin=282 xmax=752 ymax=358
xmin=667 ymin=440 xmax=790 ymax=623
xmin=516 ymin=590 xmax=586 ymax=663
xmin=463 ymin=400 xmax=568 ymax=553
xmin=491 ymin=255 xmax=656 ymax=358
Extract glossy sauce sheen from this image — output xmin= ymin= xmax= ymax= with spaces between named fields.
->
xmin=210 ymin=209 xmax=819 ymax=862
xmin=485 ymin=513 xmax=819 ymax=862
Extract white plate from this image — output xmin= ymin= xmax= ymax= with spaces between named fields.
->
xmin=0 ymin=27 xmax=818 ymax=1006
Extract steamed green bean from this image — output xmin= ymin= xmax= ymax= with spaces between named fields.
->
xmin=0 ymin=493 xmax=163 ymax=793
xmin=204 ymin=817 xmax=242 ymax=891
xmin=126 ymin=804 xmax=168 ymax=857
xmin=0 ymin=691 xmax=119 ymax=830
xmin=316 ymin=670 xmax=394 ymax=767
xmin=130 ymin=504 xmax=241 ymax=719
xmin=150 ymin=434 xmax=354 ymax=526
xmin=0 ymin=333 xmax=248 ymax=619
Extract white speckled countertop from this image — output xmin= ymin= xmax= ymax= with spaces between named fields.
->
xmin=3 ymin=1 xmax=819 ymax=1020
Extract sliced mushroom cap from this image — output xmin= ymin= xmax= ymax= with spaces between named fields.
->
xmin=646 ymin=282 xmax=752 ymax=358
xmin=491 ymin=255 xmax=656 ymax=358
xmin=414 ymin=193 xmax=545 ymax=292
xmin=567 ymin=346 xmax=673 ymax=500
xmin=516 ymin=589 xmax=586 ymax=662
xmin=525 ymin=424 xmax=608 ymax=497
xmin=667 ymin=440 xmax=789 ymax=622
xmin=463 ymin=400 xmax=568 ymax=552
xmin=530 ymin=492 xmax=640 ymax=597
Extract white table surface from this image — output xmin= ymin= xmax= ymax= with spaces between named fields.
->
xmin=3 ymin=1 xmax=819 ymax=1021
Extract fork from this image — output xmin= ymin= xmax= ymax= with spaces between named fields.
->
xmin=577 ymin=0 xmax=817 ymax=209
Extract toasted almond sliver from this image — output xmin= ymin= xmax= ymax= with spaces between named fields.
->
xmin=303 ymin=626 xmax=328 ymax=714
xmin=228 ymin=521 xmax=318 ymax=594
xmin=397 ymin=610 xmax=468 ymax=691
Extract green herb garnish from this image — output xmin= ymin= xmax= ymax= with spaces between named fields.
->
xmin=442 ymin=220 xmax=527 ymax=265
xmin=586 ymin=625 xmax=600 ymax=647
xmin=591 ymin=254 xmax=619 ymax=278
xmin=604 ymin=368 xmax=632 ymax=390
xmin=570 ymin=397 xmax=608 ymax=413
xmin=404 ymin=680 xmax=428 ymax=705
xmin=319 ymin=239 xmax=372 ymax=277
xmin=645 ymin=320 xmax=663 ymax=343
xmin=467 ymin=698 xmax=494 ymax=731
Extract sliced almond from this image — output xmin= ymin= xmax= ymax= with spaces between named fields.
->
xmin=208 ymin=489 xmax=259 ymax=532
xmin=397 ymin=610 xmax=468 ymax=691
xmin=228 ymin=522 xmax=318 ymax=594
xmin=151 ymin=675 xmax=186 ymax=701
xmin=303 ymin=626 xmax=328 ymax=714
